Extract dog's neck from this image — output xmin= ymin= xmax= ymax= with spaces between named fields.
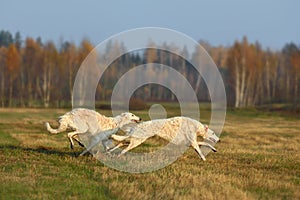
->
xmin=97 ymin=115 xmax=117 ymax=130
xmin=112 ymin=115 xmax=127 ymax=128
xmin=197 ymin=125 xmax=206 ymax=138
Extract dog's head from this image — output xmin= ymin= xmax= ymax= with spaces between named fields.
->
xmin=198 ymin=125 xmax=220 ymax=143
xmin=120 ymin=112 xmax=142 ymax=124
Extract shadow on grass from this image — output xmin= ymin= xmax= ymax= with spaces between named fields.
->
xmin=0 ymin=144 xmax=85 ymax=157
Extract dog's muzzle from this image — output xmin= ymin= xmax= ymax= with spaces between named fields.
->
xmin=208 ymin=135 xmax=220 ymax=143
xmin=132 ymin=118 xmax=142 ymax=123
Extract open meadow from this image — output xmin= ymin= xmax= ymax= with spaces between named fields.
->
xmin=0 ymin=106 xmax=299 ymax=200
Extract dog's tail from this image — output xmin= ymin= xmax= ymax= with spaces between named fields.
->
xmin=45 ymin=121 xmax=66 ymax=134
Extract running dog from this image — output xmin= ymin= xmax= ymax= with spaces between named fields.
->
xmin=81 ymin=116 xmax=219 ymax=161
xmin=45 ymin=108 xmax=141 ymax=149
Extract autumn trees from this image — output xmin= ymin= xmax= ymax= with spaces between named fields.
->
xmin=227 ymin=37 xmax=261 ymax=107
xmin=282 ymin=43 xmax=300 ymax=104
xmin=0 ymin=32 xmax=92 ymax=107
xmin=226 ymin=39 xmax=300 ymax=107
xmin=0 ymin=30 xmax=299 ymax=108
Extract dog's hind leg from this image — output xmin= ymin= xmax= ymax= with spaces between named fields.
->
xmin=73 ymin=134 xmax=85 ymax=147
xmin=68 ymin=131 xmax=85 ymax=149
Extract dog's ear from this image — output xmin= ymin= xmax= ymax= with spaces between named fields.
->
xmin=204 ymin=125 xmax=209 ymax=132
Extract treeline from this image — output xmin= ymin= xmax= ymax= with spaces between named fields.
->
xmin=0 ymin=30 xmax=299 ymax=108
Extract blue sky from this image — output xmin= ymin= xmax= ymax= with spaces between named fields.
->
xmin=0 ymin=0 xmax=298 ymax=50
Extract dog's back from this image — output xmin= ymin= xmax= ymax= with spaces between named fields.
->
xmin=156 ymin=117 xmax=199 ymax=145
xmin=59 ymin=108 xmax=101 ymax=133
xmin=123 ymin=117 xmax=200 ymax=145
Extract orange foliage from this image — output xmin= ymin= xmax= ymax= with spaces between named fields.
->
xmin=5 ymin=44 xmax=20 ymax=74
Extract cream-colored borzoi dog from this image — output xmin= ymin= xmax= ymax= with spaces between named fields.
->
xmin=45 ymin=108 xmax=141 ymax=149
xmin=81 ymin=116 xmax=219 ymax=161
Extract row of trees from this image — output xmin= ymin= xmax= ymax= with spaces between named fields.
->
xmin=0 ymin=30 xmax=93 ymax=107
xmin=226 ymin=38 xmax=300 ymax=107
xmin=0 ymin=30 xmax=299 ymax=108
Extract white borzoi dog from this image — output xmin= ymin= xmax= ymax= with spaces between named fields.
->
xmin=45 ymin=108 xmax=141 ymax=149
xmin=81 ymin=116 xmax=219 ymax=161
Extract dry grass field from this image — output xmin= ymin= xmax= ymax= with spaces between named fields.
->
xmin=0 ymin=106 xmax=299 ymax=199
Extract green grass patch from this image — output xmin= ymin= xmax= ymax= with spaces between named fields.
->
xmin=0 ymin=106 xmax=299 ymax=199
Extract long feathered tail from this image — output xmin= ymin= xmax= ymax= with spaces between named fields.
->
xmin=45 ymin=122 xmax=66 ymax=134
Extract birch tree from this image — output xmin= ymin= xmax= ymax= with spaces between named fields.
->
xmin=0 ymin=47 xmax=7 ymax=107
xmin=37 ymin=41 xmax=57 ymax=107
xmin=5 ymin=44 xmax=20 ymax=106
xmin=290 ymin=48 xmax=300 ymax=103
